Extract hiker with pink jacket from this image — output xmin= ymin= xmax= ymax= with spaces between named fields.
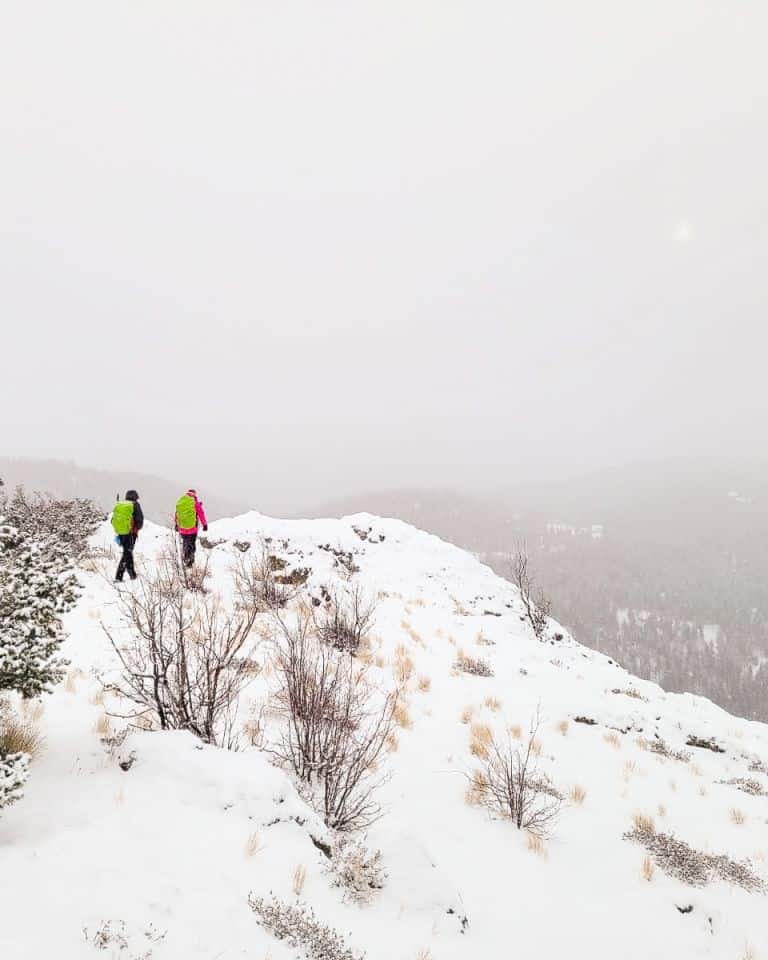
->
xmin=174 ymin=488 xmax=208 ymax=568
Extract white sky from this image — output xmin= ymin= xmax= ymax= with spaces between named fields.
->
xmin=2 ymin=2 xmax=766 ymax=511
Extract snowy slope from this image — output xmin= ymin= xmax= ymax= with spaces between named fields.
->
xmin=2 ymin=512 xmax=767 ymax=960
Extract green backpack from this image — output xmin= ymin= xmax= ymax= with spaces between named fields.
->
xmin=112 ymin=501 xmax=134 ymax=536
xmin=176 ymin=494 xmax=197 ymax=529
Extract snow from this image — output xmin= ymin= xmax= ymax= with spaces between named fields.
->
xmin=2 ymin=511 xmax=767 ymax=959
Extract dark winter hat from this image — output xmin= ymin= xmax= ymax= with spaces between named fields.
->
xmin=125 ymin=489 xmax=139 ymax=501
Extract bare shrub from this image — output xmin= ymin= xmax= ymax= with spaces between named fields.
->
xmin=270 ymin=609 xmax=395 ymax=831
xmin=248 ymin=896 xmax=364 ymax=960
xmin=454 ymin=651 xmax=493 ymax=678
xmin=510 ymin=544 xmax=551 ymax=639
xmin=232 ymin=542 xmax=306 ymax=611
xmin=468 ymin=712 xmax=562 ymax=836
xmin=102 ymin=553 xmax=260 ymax=747
xmin=326 ymin=837 xmax=386 ymax=905
xmin=314 ymin=585 xmax=375 ymax=656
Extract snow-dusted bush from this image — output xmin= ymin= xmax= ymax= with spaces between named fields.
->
xmin=0 ymin=519 xmax=80 ymax=698
xmin=326 ymin=837 xmax=387 ymax=905
xmin=454 ymin=651 xmax=493 ymax=678
xmin=719 ymin=777 xmax=766 ymax=797
xmin=645 ymin=736 xmax=691 ymax=763
xmin=102 ymin=550 xmax=260 ymax=747
xmin=0 ymin=749 xmax=29 ymax=811
xmin=0 ymin=486 xmax=103 ymax=558
xmin=233 ymin=543 xmax=305 ymax=611
xmin=248 ymin=895 xmax=365 ymax=960
xmin=271 ymin=609 xmax=395 ymax=830
xmin=83 ymin=919 xmax=166 ymax=957
xmin=624 ymin=820 xmax=765 ymax=891
xmin=314 ymin=585 xmax=375 ymax=655
xmin=468 ymin=713 xmax=562 ymax=837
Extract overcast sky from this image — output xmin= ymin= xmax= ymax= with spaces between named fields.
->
xmin=2 ymin=2 xmax=766 ymax=512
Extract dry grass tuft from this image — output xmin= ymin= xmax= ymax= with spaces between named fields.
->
xmin=64 ymin=670 xmax=78 ymax=693
xmin=740 ymin=944 xmax=757 ymax=960
xmin=623 ymin=760 xmax=637 ymax=779
xmin=0 ymin=713 xmax=45 ymax=758
xmin=469 ymin=722 xmax=493 ymax=758
xmin=603 ymin=731 xmax=621 ymax=749
xmin=21 ymin=699 xmax=45 ymax=722
xmin=698 ymin=784 xmax=708 ymax=797
xmin=385 ymin=732 xmax=399 ymax=753
xmin=460 ymin=705 xmax=475 ymax=725
xmin=415 ymin=950 xmax=433 ymax=960
xmin=374 ymin=655 xmax=386 ymax=669
xmin=394 ymin=702 xmax=413 ymax=730
xmin=526 ymin=832 xmax=546 ymax=856
xmin=632 ymin=812 xmax=656 ymax=835
xmin=484 ymin=696 xmax=502 ymax=713
xmin=569 ymin=784 xmax=587 ymax=806
xmin=657 ymin=803 xmax=667 ymax=819
xmin=93 ymin=713 xmax=112 ymax=736
xmin=89 ymin=689 xmax=106 ymax=707
xmin=509 ymin=723 xmax=522 ymax=740
xmin=730 ymin=808 xmax=746 ymax=826
xmin=245 ymin=832 xmax=262 ymax=857
xmin=465 ymin=769 xmax=489 ymax=806
xmin=417 ymin=675 xmax=431 ymax=693
xmin=292 ymin=864 xmax=307 ymax=896
xmin=454 ymin=650 xmax=493 ymax=678
xmin=557 ymin=719 xmax=569 ymax=737
xmin=641 ymin=855 xmax=655 ymax=882
xmin=394 ymin=656 xmax=414 ymax=684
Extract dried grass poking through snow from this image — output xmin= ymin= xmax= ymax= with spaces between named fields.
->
xmin=292 ymin=864 xmax=307 ymax=896
xmin=245 ymin=832 xmax=262 ymax=857
xmin=569 ymin=785 xmax=587 ymax=806
xmin=0 ymin=711 xmax=45 ymax=759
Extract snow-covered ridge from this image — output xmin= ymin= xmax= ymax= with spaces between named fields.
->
xmin=3 ymin=511 xmax=768 ymax=959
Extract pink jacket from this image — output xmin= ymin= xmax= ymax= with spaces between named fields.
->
xmin=176 ymin=491 xmax=208 ymax=536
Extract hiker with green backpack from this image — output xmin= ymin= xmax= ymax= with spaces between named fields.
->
xmin=112 ymin=490 xmax=144 ymax=582
xmin=175 ymin=489 xmax=208 ymax=568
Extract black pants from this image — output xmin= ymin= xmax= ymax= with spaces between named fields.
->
xmin=181 ymin=532 xmax=197 ymax=568
xmin=116 ymin=533 xmax=137 ymax=581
